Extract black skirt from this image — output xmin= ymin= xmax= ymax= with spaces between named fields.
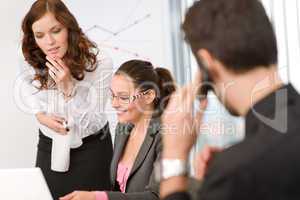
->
xmin=36 ymin=123 xmax=113 ymax=200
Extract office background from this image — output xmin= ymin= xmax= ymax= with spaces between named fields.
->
xmin=0 ymin=0 xmax=299 ymax=169
xmin=0 ymin=0 xmax=173 ymax=168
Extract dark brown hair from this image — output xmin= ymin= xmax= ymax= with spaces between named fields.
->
xmin=22 ymin=0 xmax=98 ymax=89
xmin=115 ymin=60 xmax=176 ymax=116
xmin=182 ymin=0 xmax=278 ymax=72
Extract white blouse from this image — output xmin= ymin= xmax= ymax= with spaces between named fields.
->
xmin=16 ymin=53 xmax=113 ymax=172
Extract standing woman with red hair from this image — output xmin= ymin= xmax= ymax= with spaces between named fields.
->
xmin=19 ymin=0 xmax=113 ymax=199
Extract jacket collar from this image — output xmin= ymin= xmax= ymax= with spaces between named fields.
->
xmin=110 ymin=117 xmax=161 ymax=188
xmin=246 ymin=84 xmax=298 ymax=136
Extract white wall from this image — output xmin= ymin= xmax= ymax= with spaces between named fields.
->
xmin=0 ymin=0 xmax=173 ymax=168
xmin=0 ymin=0 xmax=38 ymax=169
xmin=261 ymin=0 xmax=300 ymax=91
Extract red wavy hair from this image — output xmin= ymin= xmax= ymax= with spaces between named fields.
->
xmin=22 ymin=0 xmax=99 ymax=89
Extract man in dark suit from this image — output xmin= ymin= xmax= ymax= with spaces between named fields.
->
xmin=158 ymin=0 xmax=300 ymax=200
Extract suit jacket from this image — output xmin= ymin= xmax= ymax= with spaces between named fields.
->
xmin=106 ymin=117 xmax=161 ymax=200
xmin=165 ymin=84 xmax=300 ymax=200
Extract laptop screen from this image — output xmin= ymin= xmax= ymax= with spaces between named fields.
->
xmin=0 ymin=168 xmax=53 ymax=200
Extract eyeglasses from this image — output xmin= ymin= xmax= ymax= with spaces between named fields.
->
xmin=109 ymin=89 xmax=150 ymax=105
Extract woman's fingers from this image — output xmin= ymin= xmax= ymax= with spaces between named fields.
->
xmin=44 ymin=115 xmax=68 ymax=134
xmin=49 ymin=115 xmax=65 ymax=123
xmin=51 ymin=121 xmax=68 ymax=135
xmin=46 ymin=56 xmax=63 ymax=71
xmin=45 ymin=62 xmax=58 ymax=73
xmin=46 ymin=62 xmax=59 ymax=82
xmin=47 ymin=64 xmax=57 ymax=81
xmin=59 ymin=191 xmax=76 ymax=200
xmin=45 ymin=56 xmax=72 ymax=93
xmin=55 ymin=57 xmax=68 ymax=71
xmin=35 ymin=113 xmax=68 ymax=134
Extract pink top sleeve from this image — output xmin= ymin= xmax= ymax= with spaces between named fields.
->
xmin=95 ymin=163 xmax=132 ymax=200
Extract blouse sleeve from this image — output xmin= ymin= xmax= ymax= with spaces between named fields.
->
xmin=15 ymin=57 xmax=49 ymax=115
xmin=64 ymin=53 xmax=113 ymax=148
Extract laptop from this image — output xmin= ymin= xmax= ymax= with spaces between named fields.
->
xmin=0 ymin=168 xmax=53 ymax=200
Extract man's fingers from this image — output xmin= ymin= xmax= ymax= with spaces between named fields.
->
xmin=192 ymin=71 xmax=204 ymax=99
xmin=203 ymin=147 xmax=212 ymax=162
xmin=192 ymin=98 xmax=207 ymax=135
xmin=194 ymin=150 xmax=209 ymax=180
xmin=194 ymin=71 xmax=202 ymax=87
xmin=177 ymin=84 xmax=196 ymax=112
xmin=171 ymin=82 xmax=199 ymax=111
xmin=200 ymin=99 xmax=208 ymax=111
xmin=202 ymin=145 xmax=223 ymax=162
xmin=208 ymin=146 xmax=223 ymax=153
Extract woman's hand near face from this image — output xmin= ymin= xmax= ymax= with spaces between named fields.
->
xmin=46 ymin=56 xmax=74 ymax=98
xmin=59 ymin=191 xmax=96 ymax=200
xmin=35 ymin=112 xmax=68 ymax=135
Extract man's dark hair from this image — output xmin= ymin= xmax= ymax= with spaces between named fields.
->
xmin=182 ymin=0 xmax=278 ymax=72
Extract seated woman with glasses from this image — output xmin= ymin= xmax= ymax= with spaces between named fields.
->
xmin=60 ymin=59 xmax=176 ymax=200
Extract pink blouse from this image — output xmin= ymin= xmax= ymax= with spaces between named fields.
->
xmin=95 ymin=163 xmax=131 ymax=200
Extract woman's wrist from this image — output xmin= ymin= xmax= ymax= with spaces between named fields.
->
xmin=94 ymin=191 xmax=108 ymax=200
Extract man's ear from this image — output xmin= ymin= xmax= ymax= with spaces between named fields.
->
xmin=196 ymin=49 xmax=213 ymax=70
xmin=145 ymin=89 xmax=156 ymax=105
xmin=196 ymin=49 xmax=220 ymax=80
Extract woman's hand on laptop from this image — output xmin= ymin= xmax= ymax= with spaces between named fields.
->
xmin=60 ymin=191 xmax=95 ymax=200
